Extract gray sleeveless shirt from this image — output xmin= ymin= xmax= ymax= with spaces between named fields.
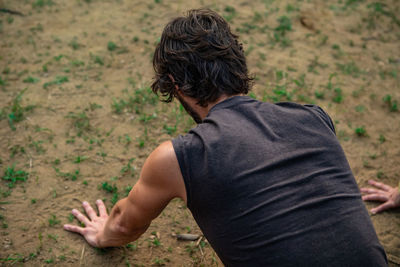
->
xmin=172 ymin=96 xmax=387 ymax=266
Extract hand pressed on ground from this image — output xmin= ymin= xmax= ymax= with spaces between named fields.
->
xmin=361 ymin=179 xmax=400 ymax=214
xmin=63 ymin=199 xmax=109 ymax=247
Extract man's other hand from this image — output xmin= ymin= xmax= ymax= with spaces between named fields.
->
xmin=63 ymin=199 xmax=109 ymax=247
xmin=361 ymin=179 xmax=400 ymax=214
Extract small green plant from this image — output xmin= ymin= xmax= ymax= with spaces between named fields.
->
xmin=53 ymin=54 xmax=63 ymax=61
xmin=379 ymin=134 xmax=386 ymax=143
xmin=58 ymin=255 xmax=66 ymax=261
xmin=33 ymin=0 xmax=54 ymax=8
xmin=44 ymin=258 xmax=54 ymax=264
xmin=97 ymin=151 xmax=107 ymax=158
xmin=65 ymin=112 xmax=91 ymax=137
xmin=355 ymin=126 xmax=367 ymax=137
xmin=307 ymin=56 xmax=328 ymax=74
xmin=153 ymin=257 xmax=165 ymax=266
xmin=367 ymin=2 xmax=400 ymax=27
xmin=29 ymin=140 xmax=46 ymax=154
xmin=2 ymin=165 xmax=29 ymax=188
xmin=152 ymin=237 xmax=161 ymax=247
xmin=326 ymin=73 xmax=338 ymax=90
xmin=248 ymin=92 xmax=257 ymax=99
xmin=69 ymin=38 xmax=81 ymax=50
xmin=7 ymin=89 xmax=35 ymax=131
xmin=43 ymin=76 xmax=69 ymax=89
xmin=132 ymin=36 xmax=139 ymax=42
xmin=355 ymin=105 xmax=365 ymax=113
xmin=126 ymin=242 xmax=138 ymax=251
xmin=273 ymin=16 xmax=292 ymax=47
xmin=124 ymin=185 xmax=133 ymax=197
xmin=112 ymin=86 xmax=158 ymax=114
xmin=314 ymin=90 xmax=324 ymax=99
xmin=73 ymin=155 xmax=88 ymax=163
xmin=382 ymin=94 xmax=398 ymax=112
xmin=0 ymin=109 xmax=5 ymax=121
xmin=101 ymin=181 xmax=117 ymax=193
xmin=9 ymin=144 xmax=25 ymax=158
xmin=223 ymin=6 xmax=236 ymax=22
xmin=120 ymin=134 xmax=132 ymax=145
xmin=89 ymin=103 xmax=102 ymax=110
xmin=120 ymin=158 xmax=136 ymax=177
xmin=139 ymin=113 xmax=157 ymax=123
xmin=47 ymin=234 xmax=58 ymax=241
xmin=107 ymin=41 xmax=117 ymax=51
xmin=23 ymin=76 xmax=40 ymax=83
xmin=93 ymin=55 xmax=104 ymax=65
xmin=100 ymin=182 xmax=119 ymax=205
xmin=332 ymin=87 xmax=343 ymax=103
xmin=164 ymin=124 xmax=177 ymax=135
xmin=48 ymin=214 xmax=60 ymax=226
xmin=111 ymin=98 xmax=127 ymax=114
xmin=71 ymin=60 xmax=85 ymax=67
xmin=54 ymin=168 xmax=80 ymax=181
xmin=137 ymin=138 xmax=145 ymax=148
xmin=331 ymin=44 xmax=344 ymax=59
xmin=0 ymin=76 xmax=5 ymax=86
xmin=336 ymin=62 xmax=362 ymax=77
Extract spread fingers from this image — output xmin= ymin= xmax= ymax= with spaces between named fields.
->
xmin=82 ymin=201 xmax=98 ymax=220
xmin=362 ymin=194 xmax=389 ymax=202
xmin=63 ymin=224 xmax=85 ymax=235
xmin=96 ymin=199 xmax=108 ymax=218
xmin=71 ymin=209 xmax=90 ymax=225
xmin=360 ymin=188 xmax=386 ymax=195
xmin=368 ymin=180 xmax=392 ymax=191
xmin=371 ymin=202 xmax=395 ymax=214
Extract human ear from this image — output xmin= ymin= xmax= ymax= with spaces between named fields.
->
xmin=167 ymin=74 xmax=180 ymax=94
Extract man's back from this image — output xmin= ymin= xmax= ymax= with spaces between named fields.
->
xmin=173 ymin=96 xmax=387 ymax=266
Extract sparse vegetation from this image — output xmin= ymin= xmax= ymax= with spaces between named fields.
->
xmin=0 ymin=0 xmax=399 ymax=265
xmin=2 ymin=165 xmax=28 ymax=189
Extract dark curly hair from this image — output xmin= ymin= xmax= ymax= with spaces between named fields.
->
xmin=151 ymin=8 xmax=253 ymax=107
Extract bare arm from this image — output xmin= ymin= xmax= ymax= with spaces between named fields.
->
xmin=63 ymin=141 xmax=186 ymax=247
xmin=361 ymin=179 xmax=400 ymax=214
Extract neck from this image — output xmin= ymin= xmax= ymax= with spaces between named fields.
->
xmin=200 ymin=95 xmax=232 ymax=119
xmin=180 ymin=94 xmax=240 ymax=121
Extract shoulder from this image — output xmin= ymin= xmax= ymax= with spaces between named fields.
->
xmin=304 ymin=104 xmax=336 ymax=133
xmin=141 ymin=141 xmax=187 ymax=202
xmin=148 ymin=141 xmax=177 ymax=166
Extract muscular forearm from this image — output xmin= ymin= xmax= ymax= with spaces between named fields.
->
xmin=65 ymin=143 xmax=182 ymax=248
xmin=96 ymin=197 xmax=149 ymax=247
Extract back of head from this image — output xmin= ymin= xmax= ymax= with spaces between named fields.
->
xmin=152 ymin=8 xmax=253 ymax=107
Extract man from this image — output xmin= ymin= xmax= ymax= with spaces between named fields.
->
xmin=64 ymin=9 xmax=388 ymax=266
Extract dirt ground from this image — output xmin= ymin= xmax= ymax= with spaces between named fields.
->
xmin=0 ymin=0 xmax=399 ymax=266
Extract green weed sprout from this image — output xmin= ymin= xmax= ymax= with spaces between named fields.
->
xmin=7 ymin=89 xmax=35 ymax=131
xmin=355 ymin=126 xmax=367 ymax=137
xmin=383 ymin=94 xmax=398 ymax=112
xmin=107 ymin=41 xmax=117 ymax=51
xmin=100 ymin=182 xmax=119 ymax=206
xmin=273 ymin=16 xmax=292 ymax=47
xmin=2 ymin=165 xmax=28 ymax=188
